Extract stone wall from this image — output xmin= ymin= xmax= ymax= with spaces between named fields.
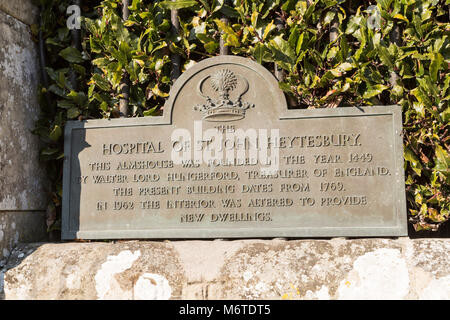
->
xmin=0 ymin=1 xmax=48 ymax=275
xmin=3 ymin=238 xmax=449 ymax=300
xmin=0 ymin=0 xmax=39 ymax=26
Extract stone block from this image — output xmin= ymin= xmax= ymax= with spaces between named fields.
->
xmin=0 ymin=8 xmax=50 ymax=297
xmin=3 ymin=239 xmax=449 ymax=300
xmin=0 ymin=212 xmax=47 ymax=267
xmin=0 ymin=9 xmax=48 ymax=213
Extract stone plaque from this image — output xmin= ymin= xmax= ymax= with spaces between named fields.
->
xmin=62 ymin=56 xmax=407 ymax=239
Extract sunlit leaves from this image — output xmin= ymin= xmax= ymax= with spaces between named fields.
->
xmin=35 ymin=0 xmax=450 ymax=232
xmin=159 ymin=0 xmax=197 ymax=10
xmin=363 ymin=84 xmax=389 ymax=99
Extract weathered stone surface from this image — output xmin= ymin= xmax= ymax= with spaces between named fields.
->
xmin=0 ymin=8 xmax=50 ymax=281
xmin=0 ymin=4 xmax=49 ymax=297
xmin=0 ymin=10 xmax=48 ymax=212
xmin=0 ymin=0 xmax=39 ymax=26
xmin=0 ymin=212 xmax=47 ymax=267
xmin=3 ymin=238 xmax=449 ymax=300
xmin=4 ymin=241 xmax=185 ymax=300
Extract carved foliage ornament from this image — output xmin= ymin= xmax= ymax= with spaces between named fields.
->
xmin=193 ymin=69 xmax=254 ymax=122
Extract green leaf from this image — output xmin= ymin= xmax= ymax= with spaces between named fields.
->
xmin=67 ymin=107 xmax=80 ymax=119
xmin=278 ymin=82 xmax=292 ymax=93
xmin=330 ymin=68 xmax=342 ymax=77
xmin=58 ymin=71 xmax=66 ymax=89
xmin=59 ymin=47 xmax=84 ymax=64
xmin=337 ymin=62 xmax=354 ymax=72
xmin=363 ymin=84 xmax=389 ymax=99
xmin=269 ymin=35 xmax=296 ymax=66
xmin=151 ymin=41 xmax=168 ymax=54
xmin=57 ymin=100 xmax=75 ymax=109
xmin=251 ymin=11 xmax=258 ymax=28
xmin=411 ymin=87 xmax=433 ymax=108
xmin=220 ymin=5 xmax=239 ymax=18
xmin=225 ymin=33 xmax=240 ymax=47
xmin=440 ymin=108 xmax=450 ymax=123
xmin=49 ymin=125 xmax=62 ymax=141
xmin=296 ymin=33 xmax=304 ymax=56
xmin=253 ymin=43 xmax=267 ymax=64
xmin=429 ymin=52 xmax=444 ymax=82
xmin=377 ymin=45 xmax=394 ymax=69
xmin=415 ymin=192 xmax=423 ymax=205
xmin=318 ymin=70 xmax=335 ymax=87
xmin=404 ymin=147 xmax=423 ymax=176
xmin=155 ymin=59 xmax=165 ymax=71
xmin=159 ymin=0 xmax=197 ymax=10
xmin=434 ymin=145 xmax=450 ymax=171
xmin=281 ymin=0 xmax=296 ymax=12
xmin=129 ymin=0 xmax=140 ymax=10
xmin=345 ymin=15 xmax=362 ymax=35
xmin=324 ymin=10 xmax=336 ymax=26
xmin=41 ymin=148 xmax=59 ymax=156
xmin=263 ymin=21 xmax=275 ymax=40
xmin=378 ymin=0 xmax=393 ymax=10
xmin=143 ymin=106 xmax=158 ymax=116
xmin=214 ymin=19 xmax=234 ymax=35
xmin=119 ymin=41 xmax=132 ymax=62
xmin=91 ymin=74 xmax=110 ymax=92
xmin=67 ymin=91 xmax=87 ymax=106
xmin=45 ymin=67 xmax=58 ymax=83
xmin=151 ymin=84 xmax=169 ymax=98
xmin=72 ymin=64 xmax=86 ymax=78
xmin=197 ymin=0 xmax=211 ymax=12
xmin=327 ymin=46 xmax=339 ymax=60
xmin=214 ymin=19 xmax=239 ymax=47
xmin=99 ymin=101 xmax=109 ymax=112
xmin=204 ymin=41 xmax=219 ymax=54
xmin=393 ymin=13 xmax=408 ymax=23
xmin=88 ymin=84 xmax=95 ymax=99
xmin=417 ymin=76 xmax=439 ymax=104
xmin=48 ymin=84 xmax=66 ymax=98
xmin=261 ymin=0 xmax=279 ymax=18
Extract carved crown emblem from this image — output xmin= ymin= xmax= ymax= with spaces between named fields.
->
xmin=193 ymin=69 xmax=254 ymax=122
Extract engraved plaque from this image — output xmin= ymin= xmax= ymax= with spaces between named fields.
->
xmin=62 ymin=56 xmax=407 ymax=239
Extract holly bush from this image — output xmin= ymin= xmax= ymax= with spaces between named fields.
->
xmin=32 ymin=0 xmax=449 ymax=233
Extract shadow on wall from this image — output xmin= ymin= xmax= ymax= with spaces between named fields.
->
xmin=61 ymin=124 xmax=90 ymax=241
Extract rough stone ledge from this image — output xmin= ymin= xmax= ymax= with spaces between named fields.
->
xmin=3 ymin=238 xmax=449 ymax=300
